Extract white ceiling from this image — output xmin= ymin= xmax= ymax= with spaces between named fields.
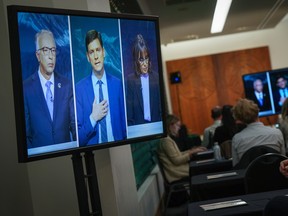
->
xmin=137 ymin=0 xmax=288 ymax=45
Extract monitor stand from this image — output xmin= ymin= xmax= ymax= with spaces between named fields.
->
xmin=71 ymin=151 xmax=102 ymax=216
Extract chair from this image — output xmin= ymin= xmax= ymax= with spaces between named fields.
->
xmin=219 ymin=140 xmax=232 ymax=159
xmin=263 ymin=195 xmax=288 ymax=216
xmin=154 ymin=153 xmax=190 ymax=215
xmin=244 ymin=153 xmax=288 ymax=194
xmin=234 ymin=145 xmax=280 ymax=169
xmin=174 ymin=125 xmax=201 ymax=151
xmin=206 ymin=130 xmax=214 ymax=149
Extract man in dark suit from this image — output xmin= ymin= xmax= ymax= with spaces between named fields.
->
xmin=24 ymin=30 xmax=76 ymax=148
xmin=273 ymin=76 xmax=288 ymax=113
xmin=248 ymin=78 xmax=271 ymax=112
xmin=126 ymin=34 xmax=162 ymax=126
xmin=76 ymin=30 xmax=126 ymax=146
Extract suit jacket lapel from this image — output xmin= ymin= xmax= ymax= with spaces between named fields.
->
xmin=85 ymin=75 xmax=95 ymax=107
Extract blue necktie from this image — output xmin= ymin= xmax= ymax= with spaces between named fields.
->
xmin=259 ymin=97 xmax=263 ymax=106
xmin=258 ymin=94 xmax=263 ymax=106
xmin=97 ymin=80 xmax=107 ymax=143
xmin=45 ymin=81 xmax=53 ymax=120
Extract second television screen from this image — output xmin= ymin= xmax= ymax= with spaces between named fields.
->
xmin=242 ymin=67 xmax=288 ymax=117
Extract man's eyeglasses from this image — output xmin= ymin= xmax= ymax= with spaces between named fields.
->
xmin=138 ymin=57 xmax=149 ymax=65
xmin=38 ymin=47 xmax=57 ymax=56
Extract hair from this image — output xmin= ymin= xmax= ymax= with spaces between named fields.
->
xmin=221 ymin=105 xmax=237 ymax=137
xmin=253 ymin=78 xmax=263 ymax=87
xmin=276 ymin=75 xmax=286 ymax=82
xmin=35 ymin=30 xmax=55 ymax=50
xmin=281 ymin=99 xmax=288 ymax=118
xmin=232 ymin=98 xmax=259 ymax=124
xmin=166 ymin=114 xmax=180 ymax=135
xmin=132 ymin=34 xmax=152 ymax=76
xmin=276 ymin=75 xmax=287 ymax=88
xmin=85 ymin=30 xmax=103 ymax=52
xmin=211 ymin=106 xmax=222 ymax=120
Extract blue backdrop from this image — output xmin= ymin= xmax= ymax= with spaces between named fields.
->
xmin=18 ymin=12 xmax=72 ymax=81
xmin=70 ymin=16 xmax=121 ymax=83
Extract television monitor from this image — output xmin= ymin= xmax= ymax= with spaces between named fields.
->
xmin=242 ymin=67 xmax=288 ymax=117
xmin=7 ymin=5 xmax=166 ymax=162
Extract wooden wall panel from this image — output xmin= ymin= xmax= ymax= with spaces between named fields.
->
xmin=166 ymin=46 xmax=278 ymax=135
xmin=213 ymin=47 xmax=271 ymax=105
xmin=167 ymin=55 xmax=219 ymax=134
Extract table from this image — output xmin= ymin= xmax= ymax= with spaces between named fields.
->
xmin=189 ymin=158 xmax=233 ymax=176
xmin=188 ymin=189 xmax=288 ymax=216
xmin=191 ymin=169 xmax=246 ymax=201
xmin=192 ymin=149 xmax=214 ymax=161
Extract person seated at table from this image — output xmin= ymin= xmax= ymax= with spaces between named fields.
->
xmin=157 ymin=114 xmax=207 ymax=183
xmin=202 ymin=106 xmax=222 ymax=148
xmin=172 ymin=124 xmax=202 ymax=151
xmin=171 ymin=123 xmax=189 ymax=151
xmin=231 ymin=98 xmax=285 ymax=166
xmin=213 ymin=105 xmax=245 ymax=159
xmin=213 ymin=105 xmax=237 ymax=145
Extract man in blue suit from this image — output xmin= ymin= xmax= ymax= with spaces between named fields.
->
xmin=76 ymin=30 xmax=126 ymax=146
xmin=24 ymin=30 xmax=76 ymax=149
xmin=273 ymin=75 xmax=288 ymax=113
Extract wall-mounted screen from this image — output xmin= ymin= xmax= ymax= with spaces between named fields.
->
xmin=242 ymin=67 xmax=288 ymax=117
xmin=7 ymin=5 xmax=166 ymax=162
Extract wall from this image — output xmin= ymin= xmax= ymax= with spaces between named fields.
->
xmin=138 ymin=166 xmax=164 ymax=216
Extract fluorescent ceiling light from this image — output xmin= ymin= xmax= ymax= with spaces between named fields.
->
xmin=211 ymin=0 xmax=233 ymax=34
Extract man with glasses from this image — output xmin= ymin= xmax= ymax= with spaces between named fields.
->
xmin=23 ymin=29 xmax=76 ymax=148
xmin=125 ymin=34 xmax=162 ymax=126
xmin=75 ymin=29 xmax=126 ymax=146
